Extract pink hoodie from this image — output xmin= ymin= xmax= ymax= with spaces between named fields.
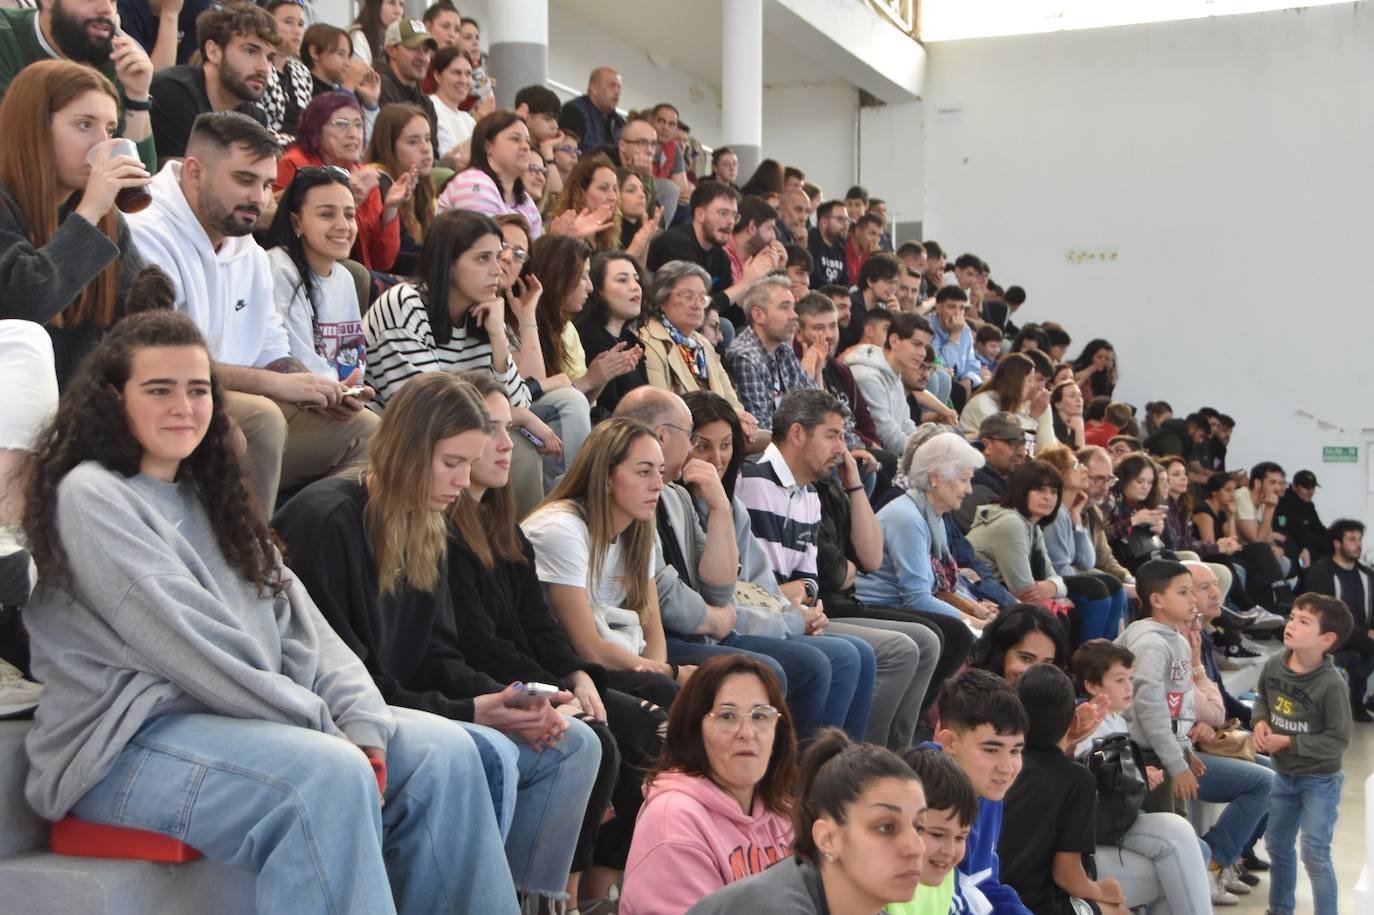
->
xmin=619 ymin=771 xmax=794 ymax=915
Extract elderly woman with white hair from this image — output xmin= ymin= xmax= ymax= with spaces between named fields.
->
xmin=857 ymin=428 xmax=1002 ymax=631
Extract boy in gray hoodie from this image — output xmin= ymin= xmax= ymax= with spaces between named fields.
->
xmin=1253 ymin=593 xmax=1354 ymax=915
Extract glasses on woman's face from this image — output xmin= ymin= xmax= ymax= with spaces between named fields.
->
xmin=553 ymin=144 xmax=580 ymax=159
xmin=527 ymin=164 xmax=548 ymax=178
xmin=499 ymin=242 xmax=528 ymax=263
xmin=672 ymin=288 xmax=709 ymax=307
xmin=326 ymin=117 xmax=365 ymax=135
xmin=706 ymin=704 xmax=780 ymax=734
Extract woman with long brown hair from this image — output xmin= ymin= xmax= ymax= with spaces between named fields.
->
xmin=621 ymin=655 xmax=799 ymax=915
xmin=347 ymin=0 xmax=404 ymax=66
xmin=449 ymin=371 xmax=670 ymax=911
xmin=364 ymin=103 xmax=437 ymax=276
xmin=0 ymin=60 xmax=150 ymax=388
xmin=958 ymin=351 xmax=1056 ymax=452
xmin=22 ymin=310 xmax=521 ymax=912
xmin=274 ymin=370 xmax=601 ymax=910
xmin=546 ymin=151 xmax=620 ymax=252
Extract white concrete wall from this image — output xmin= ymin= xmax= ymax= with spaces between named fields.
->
xmin=859 ymin=99 xmax=924 ymax=243
xmin=760 ymin=82 xmax=858 ymax=201
xmin=922 ymin=1 xmax=1374 ymax=527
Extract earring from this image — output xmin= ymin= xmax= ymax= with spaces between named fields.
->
xmin=823 ymin=852 xmax=835 ymax=863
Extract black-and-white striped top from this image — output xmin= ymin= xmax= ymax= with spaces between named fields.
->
xmin=363 ymin=282 xmax=529 ymax=409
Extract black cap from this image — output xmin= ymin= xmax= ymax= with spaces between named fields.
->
xmin=1293 ymin=470 xmax=1319 ymax=489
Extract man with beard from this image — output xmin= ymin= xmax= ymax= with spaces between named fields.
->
xmin=0 ymin=0 xmax=155 ymax=169
xmin=807 ymin=199 xmax=848 ymax=289
xmin=377 ymin=17 xmax=438 ymax=156
xmin=647 ymin=180 xmax=781 ymax=328
xmin=149 ymin=3 xmax=275 ymax=161
xmin=723 ymin=194 xmax=783 ymax=284
xmin=128 ymin=112 xmax=376 ymax=514
xmin=723 ymin=276 xmax=818 ymax=443
xmin=776 ymin=186 xmax=809 ymax=245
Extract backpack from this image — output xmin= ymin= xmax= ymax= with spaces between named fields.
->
xmin=1084 ymin=733 xmax=1147 ymax=846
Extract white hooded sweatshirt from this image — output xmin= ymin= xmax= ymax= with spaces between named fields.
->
xmin=128 ymin=162 xmax=288 ymax=369
xmin=844 ymin=342 xmax=913 ymax=453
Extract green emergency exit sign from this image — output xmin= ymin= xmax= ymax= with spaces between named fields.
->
xmin=1322 ymin=446 xmax=1358 ymax=463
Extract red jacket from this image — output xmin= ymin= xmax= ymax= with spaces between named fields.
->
xmin=275 ymin=147 xmax=401 ymax=272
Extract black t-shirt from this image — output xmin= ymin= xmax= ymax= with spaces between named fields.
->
xmin=807 ymin=226 xmax=845 ymax=288
xmin=999 ymin=746 xmax=1098 ymax=915
xmin=1194 ymin=502 xmax=1228 ymax=538
xmin=149 ymin=65 xmax=269 ymax=161
xmin=646 ymin=222 xmax=737 ymax=324
xmin=1334 ymin=564 xmax=1368 ymax=627
xmin=576 ymin=319 xmax=648 ymax=419
xmin=117 ymin=0 xmax=213 ymax=67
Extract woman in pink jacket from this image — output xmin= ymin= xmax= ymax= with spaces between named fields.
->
xmin=620 ymin=655 xmax=799 ymax=915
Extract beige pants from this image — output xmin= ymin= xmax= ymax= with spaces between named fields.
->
xmin=223 ymin=391 xmax=378 ymax=514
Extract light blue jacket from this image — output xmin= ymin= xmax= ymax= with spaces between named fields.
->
xmin=855 ymin=492 xmax=960 ymax=618
xmin=931 ymin=318 xmax=983 ymax=386
xmin=1043 ymin=506 xmax=1096 ymax=578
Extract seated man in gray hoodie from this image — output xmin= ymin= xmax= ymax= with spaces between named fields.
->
xmin=844 ymin=311 xmax=955 ymax=454
xmin=128 ymin=112 xmax=376 ymax=513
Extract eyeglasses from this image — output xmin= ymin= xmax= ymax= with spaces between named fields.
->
xmin=622 ymin=137 xmax=661 ymax=151
xmin=660 ymin=422 xmax=700 ymax=447
xmin=527 ymin=164 xmax=548 ymax=177
xmin=672 ymin=288 xmax=710 ymax=306
xmin=326 ymin=117 xmax=365 ymax=134
xmin=1088 ymin=473 xmax=1118 ymax=486
xmin=499 ymin=242 xmax=528 ymax=263
xmin=553 ymin=145 xmax=581 ymax=158
xmin=706 ymin=704 xmax=780 ymax=734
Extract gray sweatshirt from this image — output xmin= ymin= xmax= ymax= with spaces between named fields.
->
xmin=23 ymin=462 xmax=394 ymax=818
xmin=966 ymin=504 xmax=1067 ymax=598
xmin=1117 ymin=619 xmax=1196 ymax=776
xmin=1252 ymin=652 xmax=1352 ymax=776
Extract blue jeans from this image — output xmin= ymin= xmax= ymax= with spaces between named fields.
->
xmin=666 ymin=632 xmax=874 ymax=740
xmin=1195 ymin=751 xmax=1274 ymax=867
xmin=1265 ymin=770 xmax=1343 ymax=915
xmin=71 ymin=708 xmax=521 ymax=914
xmin=530 ymin=386 xmax=592 ymax=490
xmin=483 ymin=717 xmax=602 ymax=900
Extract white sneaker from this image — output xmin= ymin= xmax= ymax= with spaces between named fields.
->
xmin=1210 ymin=866 xmax=1240 ymax=906
xmin=1224 ymin=862 xmax=1252 ymax=894
xmin=0 ymin=658 xmax=41 ymax=718
xmin=1243 ymin=608 xmax=1286 ymax=631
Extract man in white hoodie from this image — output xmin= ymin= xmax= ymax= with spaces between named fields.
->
xmin=128 ymin=112 xmax=376 ymax=513
xmin=843 ymin=311 xmax=954 ymax=454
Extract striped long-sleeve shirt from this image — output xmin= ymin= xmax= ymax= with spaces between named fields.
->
xmin=735 ymin=444 xmax=821 ymax=584
xmin=363 ymin=282 xmax=530 ymax=409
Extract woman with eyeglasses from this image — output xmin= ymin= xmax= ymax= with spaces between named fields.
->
xmin=619 ymin=655 xmax=797 ymax=915
xmin=261 ymin=167 xmax=377 ymax=418
xmin=617 ymin=167 xmax=662 ymax=265
xmin=436 ymin=110 xmax=543 ymax=237
xmin=638 ymin=261 xmax=759 ymax=444
xmin=545 ymin=152 xmax=620 ymax=252
xmin=262 ymin=0 xmax=314 ymax=139
xmin=364 ymin=103 xmax=436 ymax=277
xmin=275 ymin=92 xmax=416 ymax=273
xmin=577 ymin=251 xmax=649 ymax=418
xmin=1034 ymin=446 xmax=1128 ymax=644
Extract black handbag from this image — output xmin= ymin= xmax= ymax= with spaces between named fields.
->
xmin=1125 ymin=523 xmax=1166 ymax=561
xmin=1085 ymin=733 xmax=1147 ymax=846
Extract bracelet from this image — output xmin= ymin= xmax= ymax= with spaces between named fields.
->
xmin=121 ymin=95 xmax=152 ymax=112
xmin=845 ymin=485 xmax=864 ymax=494
xmin=1192 ymin=664 xmax=1207 ymax=676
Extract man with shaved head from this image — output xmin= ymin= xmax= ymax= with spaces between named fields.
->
xmin=559 ymin=65 xmax=624 ymax=154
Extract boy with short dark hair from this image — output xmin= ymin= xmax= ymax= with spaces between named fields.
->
xmin=889 ymin=748 xmax=980 ymax=915
xmin=934 ymin=668 xmax=1031 ymax=914
xmin=974 ymin=324 xmax=1004 ymax=374
xmin=1253 ymin=593 xmax=1354 ymax=915
xmin=1001 ymin=664 xmax=1128 ymax=915
xmin=1120 ymin=560 xmax=1272 ymax=905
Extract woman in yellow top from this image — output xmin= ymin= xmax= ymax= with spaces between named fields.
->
xmin=638 ymin=260 xmax=760 ymax=443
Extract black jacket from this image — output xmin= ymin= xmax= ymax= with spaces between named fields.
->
xmin=1306 ymin=556 xmax=1374 ymax=628
xmin=149 ymin=65 xmax=269 ymax=160
xmin=646 ymin=222 xmax=739 ymax=325
xmin=953 ymin=464 xmax=1008 ymax=533
xmin=1274 ymin=489 xmax=1329 ymax=562
xmin=274 ymin=476 xmax=501 ymax=722
xmin=378 ymin=64 xmax=439 ymax=156
xmin=577 ymin=319 xmax=647 ymax=419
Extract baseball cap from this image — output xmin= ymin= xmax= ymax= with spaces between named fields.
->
xmin=385 ymin=18 xmax=437 ymax=50
xmin=978 ymin=412 xmax=1025 ymax=444
xmin=1293 ymin=470 xmax=1319 ymax=489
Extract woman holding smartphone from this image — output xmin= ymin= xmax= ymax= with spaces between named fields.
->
xmin=274 ymin=371 xmax=600 ymax=910
xmin=22 ymin=311 xmax=521 ymax=913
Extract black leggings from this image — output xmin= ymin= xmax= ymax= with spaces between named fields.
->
xmin=590 ymin=671 xmax=675 ymax=870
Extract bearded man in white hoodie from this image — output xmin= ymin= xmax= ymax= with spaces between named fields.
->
xmin=128 ymin=112 xmax=376 ymax=513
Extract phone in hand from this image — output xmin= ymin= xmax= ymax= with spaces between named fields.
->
xmin=504 ymin=681 xmax=561 ymax=708
xmin=342 ymin=385 xmax=365 ymax=397
xmin=518 ymin=427 xmax=546 ymax=449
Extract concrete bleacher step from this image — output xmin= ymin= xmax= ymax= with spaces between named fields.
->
xmin=0 ymin=720 xmax=257 ymax=915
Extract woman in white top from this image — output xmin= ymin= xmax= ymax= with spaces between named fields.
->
xmin=263 ymin=167 xmax=374 ymax=408
xmin=521 ymin=417 xmax=694 ymax=701
xmin=347 ymin=0 xmax=403 ymax=67
xmin=959 ymin=351 xmax=1056 ymax=452
xmin=429 ymin=46 xmax=481 ymax=166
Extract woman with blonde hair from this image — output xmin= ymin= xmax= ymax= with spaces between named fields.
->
xmin=275 ymin=371 xmax=601 ymax=910
xmin=521 ymin=418 xmax=687 ymax=709
xmin=0 ymin=60 xmax=150 ymax=387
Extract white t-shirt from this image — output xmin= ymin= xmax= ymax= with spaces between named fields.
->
xmin=521 ymin=502 xmax=648 ymax=655
xmin=430 ymin=95 xmax=476 ymax=158
xmin=268 ymin=248 xmax=366 ymax=381
xmin=1233 ymin=487 xmax=1267 ymax=524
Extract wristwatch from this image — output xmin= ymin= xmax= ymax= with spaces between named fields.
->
xmin=121 ymin=95 xmax=153 ymax=112
xmin=801 ymin=578 xmax=819 ymax=605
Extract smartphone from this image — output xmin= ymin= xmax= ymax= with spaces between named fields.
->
xmin=504 ymin=681 xmax=561 ymax=708
xmin=518 ymin=427 xmax=545 ymax=449
xmin=343 ymin=385 xmax=365 ymax=397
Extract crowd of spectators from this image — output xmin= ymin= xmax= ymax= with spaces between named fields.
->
xmin=0 ymin=2 xmax=1364 ymax=914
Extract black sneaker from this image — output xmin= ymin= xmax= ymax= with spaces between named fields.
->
xmin=1223 ymin=642 xmax=1263 ymax=661
xmin=1241 ymin=851 xmax=1270 ymax=872
xmin=1235 ymin=866 xmax=1261 ymax=887
xmin=1354 ymin=706 xmax=1374 ymax=723
xmin=0 ymin=546 xmax=32 ymax=608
